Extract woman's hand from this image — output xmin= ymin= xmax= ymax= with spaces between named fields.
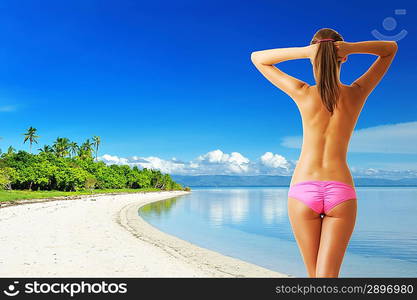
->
xmin=334 ymin=41 xmax=351 ymax=62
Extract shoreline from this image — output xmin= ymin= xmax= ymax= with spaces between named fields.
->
xmin=120 ymin=195 xmax=289 ymax=278
xmin=0 ymin=191 xmax=289 ymax=277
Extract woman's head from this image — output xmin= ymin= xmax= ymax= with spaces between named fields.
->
xmin=310 ymin=28 xmax=345 ymax=115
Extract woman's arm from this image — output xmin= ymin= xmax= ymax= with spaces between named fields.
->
xmin=343 ymin=40 xmax=398 ymax=57
xmin=251 ymin=45 xmax=317 ymax=100
xmin=337 ymin=41 xmax=398 ymax=98
xmin=251 ymin=45 xmax=316 ymax=65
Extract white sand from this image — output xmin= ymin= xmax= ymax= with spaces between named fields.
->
xmin=0 ymin=191 xmax=288 ymax=277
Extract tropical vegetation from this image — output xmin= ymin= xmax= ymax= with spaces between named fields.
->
xmin=0 ymin=127 xmax=187 ymax=194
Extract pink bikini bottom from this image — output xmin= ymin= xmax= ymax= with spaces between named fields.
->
xmin=288 ymin=180 xmax=357 ymax=215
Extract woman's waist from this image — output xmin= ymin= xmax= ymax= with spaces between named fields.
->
xmin=291 ymin=161 xmax=354 ymax=187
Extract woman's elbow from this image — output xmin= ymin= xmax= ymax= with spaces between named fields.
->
xmin=391 ymin=41 xmax=398 ymax=53
xmin=386 ymin=41 xmax=398 ymax=55
xmin=250 ymin=51 xmax=257 ymax=62
xmin=251 ymin=51 xmax=263 ymax=64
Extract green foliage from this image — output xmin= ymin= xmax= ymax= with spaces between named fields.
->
xmin=0 ymin=167 xmax=16 ymax=190
xmin=0 ymin=151 xmax=183 ymax=192
xmin=53 ymin=137 xmax=70 ymax=158
xmin=23 ymin=127 xmax=40 ymax=154
xmin=1 ymin=130 xmax=184 ymax=192
xmin=85 ymin=176 xmax=97 ymax=191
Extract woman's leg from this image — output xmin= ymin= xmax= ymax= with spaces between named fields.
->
xmin=287 ymin=197 xmax=323 ymax=277
xmin=315 ymin=199 xmax=357 ymax=277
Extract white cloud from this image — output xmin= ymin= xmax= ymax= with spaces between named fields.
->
xmin=350 ymin=121 xmax=417 ymax=154
xmin=100 ymin=154 xmax=130 ymax=165
xmin=281 ymin=121 xmax=417 ymax=154
xmin=98 ymin=149 xmax=416 ymax=179
xmin=196 ymin=149 xmax=250 ymax=174
xmin=99 ymin=154 xmax=186 ymax=174
xmin=281 ymin=136 xmax=302 ymax=149
xmin=197 ymin=149 xmax=249 ymax=165
xmin=260 ymin=152 xmax=290 ymax=170
xmin=99 ymin=150 xmax=290 ymax=176
xmin=134 ymin=156 xmax=187 ymax=174
xmin=350 ymin=166 xmax=417 ymax=179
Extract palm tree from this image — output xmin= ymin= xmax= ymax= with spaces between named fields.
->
xmin=53 ymin=137 xmax=70 ymax=158
xmin=38 ymin=145 xmax=53 ymax=153
xmin=92 ymin=136 xmax=101 ymax=161
xmin=23 ymin=127 xmax=40 ymax=154
xmin=69 ymin=142 xmax=79 ymax=158
xmin=6 ymin=146 xmax=16 ymax=155
xmin=78 ymin=139 xmax=94 ymax=160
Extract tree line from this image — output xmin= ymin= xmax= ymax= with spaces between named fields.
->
xmin=0 ymin=127 xmax=188 ymax=192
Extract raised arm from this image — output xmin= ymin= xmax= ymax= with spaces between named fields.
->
xmin=341 ymin=40 xmax=398 ymax=99
xmin=251 ymin=45 xmax=317 ymax=100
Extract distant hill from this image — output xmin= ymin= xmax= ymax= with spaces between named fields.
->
xmin=171 ymin=175 xmax=417 ymax=187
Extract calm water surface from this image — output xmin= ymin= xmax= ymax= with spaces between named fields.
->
xmin=139 ymin=187 xmax=417 ymax=277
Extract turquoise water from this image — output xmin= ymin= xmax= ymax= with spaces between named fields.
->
xmin=139 ymin=187 xmax=417 ymax=277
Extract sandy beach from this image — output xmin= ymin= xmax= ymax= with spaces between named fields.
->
xmin=0 ymin=191 xmax=288 ymax=278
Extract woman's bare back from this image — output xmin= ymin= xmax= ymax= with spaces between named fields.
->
xmin=290 ymin=84 xmax=364 ymax=187
xmin=251 ymin=40 xmax=398 ymax=188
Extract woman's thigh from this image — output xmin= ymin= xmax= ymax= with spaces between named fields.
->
xmin=316 ymin=198 xmax=357 ymax=277
xmin=287 ymin=197 xmax=323 ymax=277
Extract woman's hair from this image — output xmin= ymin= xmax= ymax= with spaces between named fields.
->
xmin=310 ymin=28 xmax=344 ymax=115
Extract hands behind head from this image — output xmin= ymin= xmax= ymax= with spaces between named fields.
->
xmin=334 ymin=41 xmax=350 ymax=63
xmin=308 ymin=41 xmax=348 ymax=63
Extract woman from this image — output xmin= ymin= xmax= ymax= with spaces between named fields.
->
xmin=251 ymin=28 xmax=397 ymax=277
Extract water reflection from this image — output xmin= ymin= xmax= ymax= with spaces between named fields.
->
xmin=139 ymin=187 xmax=417 ymax=277
xmin=139 ymin=188 xmax=291 ymax=229
xmin=262 ymin=190 xmax=288 ymax=225
xmin=208 ymin=201 xmax=224 ymax=227
xmin=139 ymin=196 xmax=181 ymax=218
xmin=226 ymin=189 xmax=250 ymax=225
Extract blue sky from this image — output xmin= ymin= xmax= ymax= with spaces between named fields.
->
xmin=0 ymin=0 xmax=416 ymax=178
